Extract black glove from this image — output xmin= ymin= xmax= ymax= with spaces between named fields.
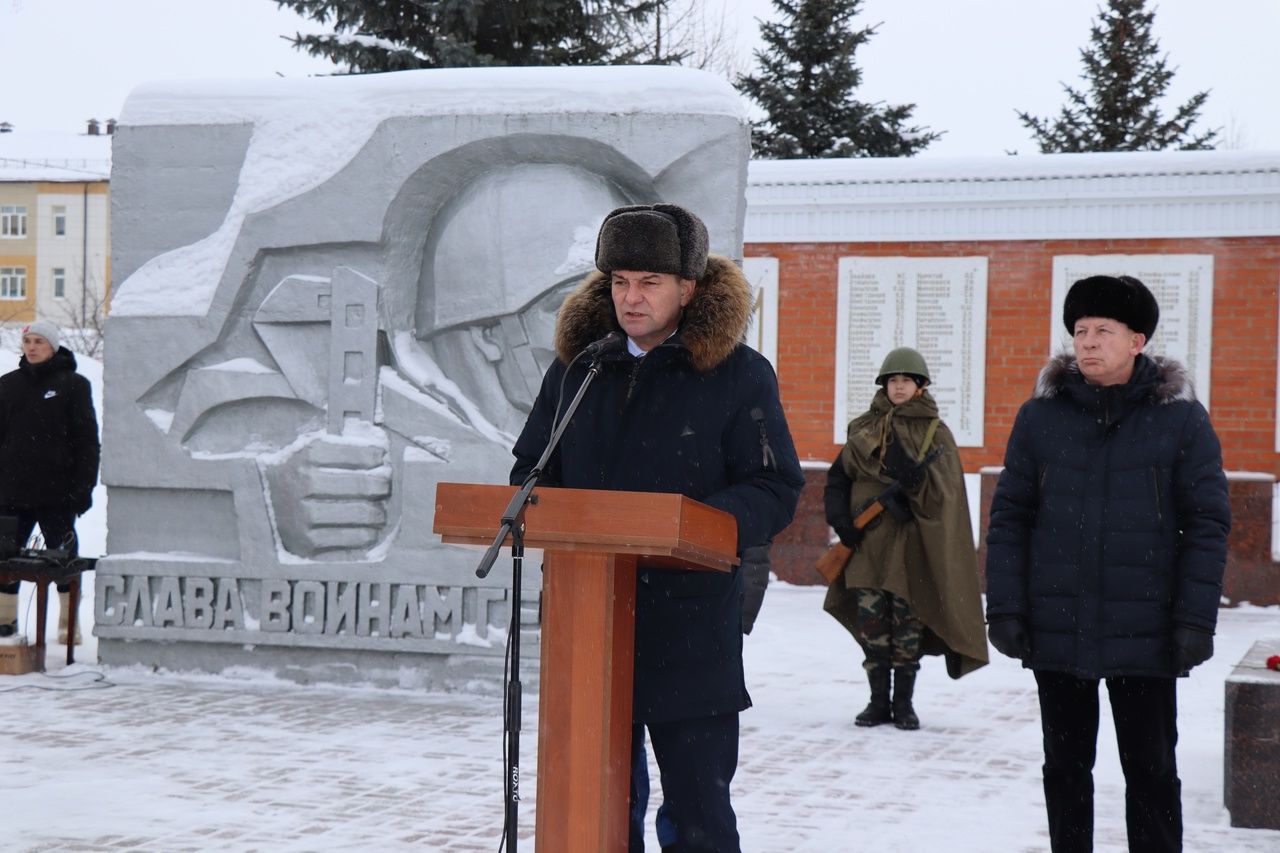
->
xmin=883 ymin=491 xmax=913 ymax=522
xmin=1173 ymin=625 xmax=1214 ymax=673
xmin=898 ymin=459 xmax=927 ymax=491
xmin=70 ymin=489 xmax=92 ymax=516
xmin=739 ymin=544 xmax=771 ymax=635
xmin=988 ymin=616 xmax=1031 ymax=662
xmin=834 ymin=524 xmax=864 ymax=549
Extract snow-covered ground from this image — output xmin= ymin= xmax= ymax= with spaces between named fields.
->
xmin=3 ymin=343 xmax=1279 ymax=851
xmin=4 ymin=582 xmax=1278 ymax=852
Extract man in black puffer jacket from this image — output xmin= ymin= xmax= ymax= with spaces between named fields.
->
xmin=985 ymin=276 xmax=1230 ymax=853
xmin=0 ymin=320 xmax=100 ymax=641
xmin=511 ymin=204 xmax=803 ymax=852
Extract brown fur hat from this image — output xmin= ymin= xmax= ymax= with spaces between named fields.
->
xmin=594 ymin=203 xmax=709 ymax=281
xmin=555 ymin=254 xmax=750 ymax=372
xmin=1063 ymin=275 xmax=1159 ymax=339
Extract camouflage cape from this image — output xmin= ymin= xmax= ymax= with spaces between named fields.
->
xmin=823 ymin=389 xmax=989 ymax=678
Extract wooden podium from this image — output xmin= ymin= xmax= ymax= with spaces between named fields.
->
xmin=433 ymin=482 xmax=738 ymax=852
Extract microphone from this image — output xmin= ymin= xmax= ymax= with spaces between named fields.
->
xmin=580 ymin=331 xmax=624 ymax=359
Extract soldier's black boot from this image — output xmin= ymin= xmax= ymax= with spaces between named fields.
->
xmin=855 ymin=666 xmax=892 ymax=727
xmin=892 ymin=667 xmax=920 ymax=730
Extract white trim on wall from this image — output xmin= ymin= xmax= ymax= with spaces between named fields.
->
xmin=746 ymin=150 xmax=1280 ymax=244
xmin=741 ymin=256 xmax=779 ymax=368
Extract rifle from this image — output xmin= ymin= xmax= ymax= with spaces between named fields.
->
xmin=814 ymin=446 xmax=945 ymax=584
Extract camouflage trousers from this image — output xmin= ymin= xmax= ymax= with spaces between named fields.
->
xmin=853 ymin=587 xmax=923 ymax=673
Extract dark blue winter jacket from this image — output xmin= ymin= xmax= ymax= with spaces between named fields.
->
xmin=511 ymin=256 xmax=803 ymax=723
xmin=985 ymin=353 xmax=1229 ymax=679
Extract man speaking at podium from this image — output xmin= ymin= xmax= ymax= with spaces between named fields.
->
xmin=511 ymin=203 xmax=803 ymax=852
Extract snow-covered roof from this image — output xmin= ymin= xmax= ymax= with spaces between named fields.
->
xmin=749 ymin=149 xmax=1280 ymax=185
xmin=119 ymin=65 xmax=748 ymax=127
xmin=0 ymin=129 xmax=112 ymax=182
xmin=746 ymin=149 xmax=1280 ymax=242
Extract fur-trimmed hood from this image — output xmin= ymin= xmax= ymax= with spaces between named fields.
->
xmin=553 ymin=254 xmax=751 ymax=372
xmin=1034 ymin=352 xmax=1196 ymax=404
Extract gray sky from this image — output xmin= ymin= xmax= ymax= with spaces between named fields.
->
xmin=3 ymin=0 xmax=1277 ymax=157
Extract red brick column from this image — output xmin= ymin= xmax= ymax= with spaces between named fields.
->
xmin=770 ymin=464 xmax=830 ymax=585
xmin=1222 ymin=474 xmax=1280 ymax=606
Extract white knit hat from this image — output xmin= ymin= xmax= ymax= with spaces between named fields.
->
xmin=22 ymin=319 xmax=62 ymax=352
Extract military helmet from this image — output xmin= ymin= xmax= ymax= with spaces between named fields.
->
xmin=875 ymin=347 xmax=930 ymax=386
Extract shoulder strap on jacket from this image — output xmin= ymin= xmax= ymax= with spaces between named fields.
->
xmin=918 ymin=418 xmax=940 ymax=459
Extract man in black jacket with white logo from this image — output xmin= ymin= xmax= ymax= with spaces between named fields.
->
xmin=985 ymin=276 xmax=1230 ymax=852
xmin=0 ymin=320 xmax=100 ymax=642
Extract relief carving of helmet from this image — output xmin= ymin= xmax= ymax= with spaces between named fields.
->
xmin=423 ymin=163 xmax=634 ymax=330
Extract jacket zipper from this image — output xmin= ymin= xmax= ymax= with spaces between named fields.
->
xmin=625 ymin=358 xmax=643 ymax=404
xmin=1151 ymin=467 xmax=1163 ymax=525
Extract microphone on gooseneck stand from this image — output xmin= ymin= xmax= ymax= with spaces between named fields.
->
xmin=474 ymin=331 xmax=623 ymax=853
xmin=579 ymin=331 xmax=624 ymax=360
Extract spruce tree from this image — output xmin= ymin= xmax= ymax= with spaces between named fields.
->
xmin=735 ymin=0 xmax=940 ymax=159
xmin=1018 ymin=0 xmax=1217 ymax=152
xmin=273 ymin=0 xmax=672 ymax=72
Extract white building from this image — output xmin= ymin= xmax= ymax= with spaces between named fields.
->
xmin=0 ymin=123 xmax=111 ymax=331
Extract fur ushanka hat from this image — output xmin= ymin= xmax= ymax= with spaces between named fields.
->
xmin=594 ymin=203 xmax=710 ymax=281
xmin=1062 ymin=275 xmax=1159 ymax=339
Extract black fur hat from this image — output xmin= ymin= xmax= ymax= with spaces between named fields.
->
xmin=1062 ymin=275 xmax=1159 ymax=339
xmin=594 ymin=203 xmax=709 ymax=280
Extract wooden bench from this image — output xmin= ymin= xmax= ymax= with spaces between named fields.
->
xmin=1225 ymin=639 xmax=1280 ymax=829
xmin=0 ymin=553 xmax=96 ymax=672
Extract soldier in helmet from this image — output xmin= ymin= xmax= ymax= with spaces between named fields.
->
xmin=823 ymin=347 xmax=987 ymax=730
xmin=256 ymin=163 xmax=636 ymax=557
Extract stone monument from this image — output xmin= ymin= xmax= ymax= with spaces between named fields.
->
xmin=98 ymin=66 xmax=750 ymax=687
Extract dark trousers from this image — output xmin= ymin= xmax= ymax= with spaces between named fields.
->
xmin=1035 ymin=670 xmax=1182 ymax=853
xmin=630 ymin=731 xmax=679 ymax=849
xmin=628 ymin=714 xmax=740 ymax=853
xmin=0 ymin=507 xmax=78 ymax=595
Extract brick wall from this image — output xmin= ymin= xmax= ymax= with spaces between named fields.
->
xmin=756 ymin=236 xmax=1280 ymax=595
xmin=751 ymin=235 xmax=1280 ymax=472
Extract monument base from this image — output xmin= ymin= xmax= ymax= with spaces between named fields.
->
xmin=96 ymin=637 xmax=540 ymax=691
xmin=1225 ymin=639 xmax=1280 ymax=829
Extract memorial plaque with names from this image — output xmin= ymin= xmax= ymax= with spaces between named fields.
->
xmin=835 ymin=257 xmax=988 ymax=447
xmin=1050 ymin=255 xmax=1214 ymax=407
xmin=742 ymin=256 xmax=779 ymax=367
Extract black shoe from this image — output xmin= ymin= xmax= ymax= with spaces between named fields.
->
xmin=855 ymin=699 xmax=893 ymax=727
xmin=855 ymin=666 xmax=893 ymax=727
xmin=0 ymin=620 xmax=18 ymax=638
xmin=892 ymin=667 xmax=920 ymax=730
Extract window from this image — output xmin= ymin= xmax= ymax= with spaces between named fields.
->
xmin=0 ymin=267 xmax=27 ymax=299
xmin=52 ymin=267 xmax=66 ymax=299
xmin=53 ymin=205 xmax=66 ymax=237
xmin=0 ymin=205 xmax=27 ymax=238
